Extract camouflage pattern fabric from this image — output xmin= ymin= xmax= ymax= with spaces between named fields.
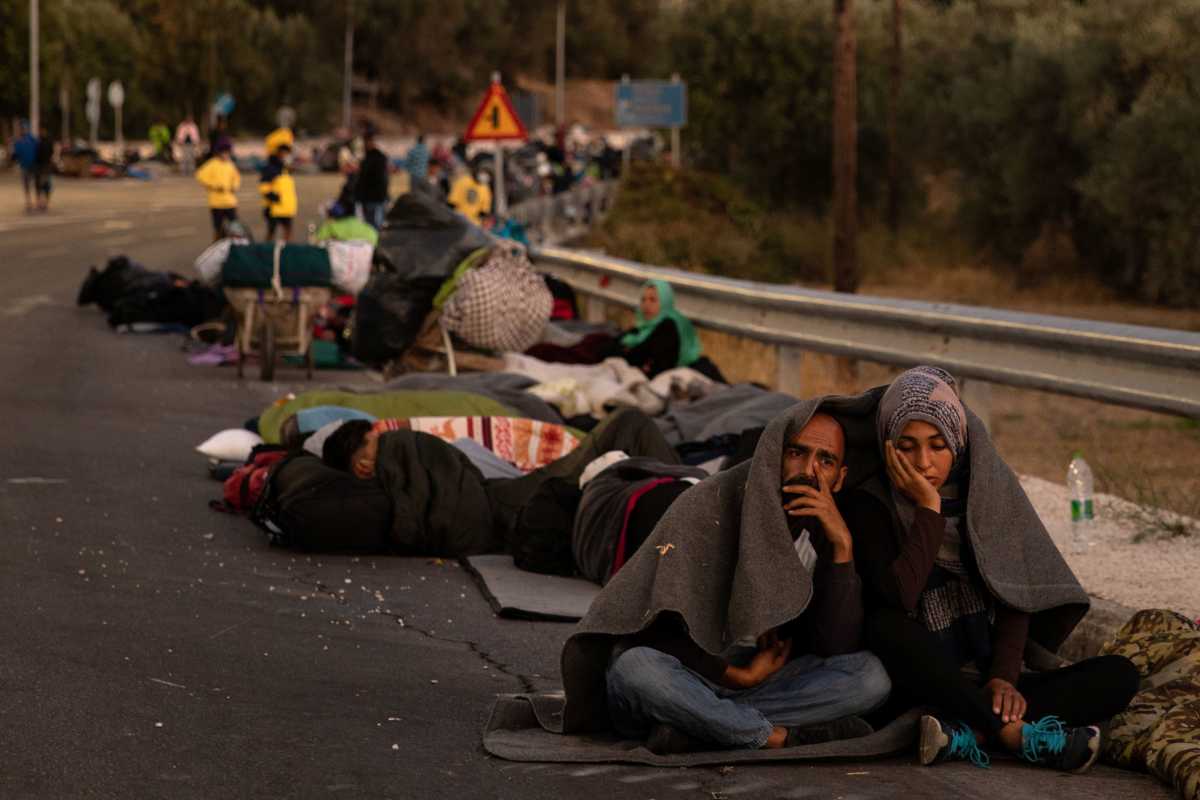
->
xmin=1099 ymin=608 xmax=1200 ymax=799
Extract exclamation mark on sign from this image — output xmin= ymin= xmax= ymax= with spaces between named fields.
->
xmin=491 ymin=105 xmax=500 ymax=130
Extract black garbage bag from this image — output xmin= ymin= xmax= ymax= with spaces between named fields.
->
xmin=377 ymin=190 xmax=492 ymax=281
xmin=349 ymin=273 xmax=443 ymax=367
xmin=77 ymin=256 xmax=174 ymax=312
xmin=107 ymin=281 xmax=226 ymax=328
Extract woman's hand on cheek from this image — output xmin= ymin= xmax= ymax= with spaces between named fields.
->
xmin=885 ymin=441 xmax=941 ymax=513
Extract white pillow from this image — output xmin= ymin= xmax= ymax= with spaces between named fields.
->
xmin=196 ymin=429 xmax=264 ymax=462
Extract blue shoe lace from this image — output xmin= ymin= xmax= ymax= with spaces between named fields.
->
xmin=947 ymin=723 xmax=991 ymax=768
xmin=1020 ymin=716 xmax=1066 ymax=764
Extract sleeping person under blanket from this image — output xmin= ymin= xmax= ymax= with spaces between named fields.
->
xmin=318 ymin=408 xmax=683 ymax=563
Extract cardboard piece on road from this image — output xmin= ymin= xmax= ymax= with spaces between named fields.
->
xmin=465 ymin=82 xmax=528 ymax=142
xmin=462 ymin=555 xmax=598 ymax=622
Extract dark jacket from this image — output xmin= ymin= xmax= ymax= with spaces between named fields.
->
xmin=840 ymin=486 xmax=1030 ymax=684
xmin=356 ymin=147 xmax=390 ymax=204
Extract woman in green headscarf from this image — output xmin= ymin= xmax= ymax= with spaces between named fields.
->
xmin=618 ymin=280 xmax=725 ymax=382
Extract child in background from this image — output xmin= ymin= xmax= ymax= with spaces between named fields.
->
xmin=259 ymin=143 xmax=298 ymax=241
xmin=194 ymin=140 xmax=240 ymax=240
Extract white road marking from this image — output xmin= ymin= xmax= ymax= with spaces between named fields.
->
xmin=99 ymin=219 xmax=135 ymax=231
xmin=7 ymin=477 xmax=68 ymax=484
xmin=2 ymin=294 xmax=53 ymax=317
xmin=568 ymin=766 xmax=622 ymax=777
xmin=617 ymin=772 xmax=674 ymax=783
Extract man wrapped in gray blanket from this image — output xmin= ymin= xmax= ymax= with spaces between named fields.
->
xmin=561 ymin=398 xmax=893 ymax=754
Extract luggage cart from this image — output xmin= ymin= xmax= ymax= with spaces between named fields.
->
xmin=223 ymin=286 xmax=331 ymax=381
xmin=223 ymin=243 xmax=332 ymax=381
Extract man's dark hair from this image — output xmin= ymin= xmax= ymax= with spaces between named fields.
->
xmin=323 ymin=419 xmax=373 ymax=472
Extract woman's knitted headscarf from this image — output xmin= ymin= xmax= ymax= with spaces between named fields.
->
xmin=876 ymin=365 xmax=968 ymax=467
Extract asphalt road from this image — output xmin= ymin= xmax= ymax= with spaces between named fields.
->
xmin=0 ymin=172 xmax=1170 ymax=799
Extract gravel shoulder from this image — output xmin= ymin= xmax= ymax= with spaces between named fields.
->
xmin=1021 ymin=475 xmax=1200 ymax=619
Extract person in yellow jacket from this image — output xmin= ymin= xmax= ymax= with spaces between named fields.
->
xmin=447 ymin=169 xmax=492 ymax=225
xmin=264 ymin=126 xmax=294 ymax=157
xmin=259 ymin=143 xmax=298 ymax=241
xmin=194 ymin=141 xmax=240 ymax=240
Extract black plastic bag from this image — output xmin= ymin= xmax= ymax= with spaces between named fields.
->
xmin=376 ymin=191 xmax=492 ymax=281
xmin=77 ymin=256 xmax=174 ymax=312
xmin=107 ymin=282 xmax=226 ymax=328
xmin=349 ymin=272 xmax=443 ymax=367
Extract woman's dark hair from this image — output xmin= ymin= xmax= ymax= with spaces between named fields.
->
xmin=323 ymin=419 xmax=373 ymax=472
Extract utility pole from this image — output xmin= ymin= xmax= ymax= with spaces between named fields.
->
xmin=206 ymin=0 xmax=216 ymax=132
xmin=887 ymin=0 xmax=903 ymax=233
xmin=30 ymin=0 xmax=40 ymax=133
xmin=555 ymin=0 xmax=566 ymax=127
xmin=342 ymin=0 xmax=354 ymax=130
xmin=832 ymin=0 xmax=859 ymax=294
xmin=60 ymin=81 xmax=69 ymax=144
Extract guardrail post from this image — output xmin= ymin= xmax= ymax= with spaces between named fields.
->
xmin=776 ymin=344 xmax=805 ymax=398
xmin=960 ymin=377 xmax=993 ymax=431
xmin=582 ymin=293 xmax=607 ymax=324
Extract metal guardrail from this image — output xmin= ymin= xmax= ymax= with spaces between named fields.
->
xmin=530 ymin=244 xmax=1200 ymax=420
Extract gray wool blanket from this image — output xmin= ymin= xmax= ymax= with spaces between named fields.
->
xmin=552 ymin=387 xmax=1088 ymax=737
xmin=860 ymin=404 xmax=1090 ymax=652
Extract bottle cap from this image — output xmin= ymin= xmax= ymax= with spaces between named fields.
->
xmin=1071 ymin=450 xmax=1083 ymax=459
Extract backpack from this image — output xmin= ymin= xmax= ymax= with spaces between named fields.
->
xmin=212 ymin=449 xmax=289 ymax=513
xmin=250 ymin=453 xmax=393 ymax=552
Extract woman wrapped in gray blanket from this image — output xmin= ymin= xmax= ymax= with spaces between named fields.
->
xmin=840 ymin=366 xmax=1139 ymax=773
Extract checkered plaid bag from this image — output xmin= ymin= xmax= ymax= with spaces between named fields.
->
xmin=442 ymin=244 xmax=552 ymax=352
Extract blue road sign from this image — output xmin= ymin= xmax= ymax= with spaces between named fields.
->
xmin=615 ymin=80 xmax=687 ymax=128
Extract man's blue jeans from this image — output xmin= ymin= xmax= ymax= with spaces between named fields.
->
xmin=606 ymin=646 xmax=891 ymax=749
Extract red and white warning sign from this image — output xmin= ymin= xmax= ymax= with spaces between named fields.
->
xmin=465 ymin=79 xmax=528 ymax=142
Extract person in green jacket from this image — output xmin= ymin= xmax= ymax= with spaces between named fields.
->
xmin=314 ymin=201 xmax=379 ymax=246
xmin=618 ymin=279 xmax=726 ymax=382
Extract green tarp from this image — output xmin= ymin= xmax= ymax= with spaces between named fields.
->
xmin=222 ymin=243 xmax=333 ymax=288
xmin=257 ymin=389 xmax=521 ymax=443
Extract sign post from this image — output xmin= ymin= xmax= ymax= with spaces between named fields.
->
xmin=615 ymin=75 xmax=688 ymax=170
xmin=85 ymin=77 xmax=101 ymax=147
xmin=669 ymin=73 xmax=682 ymax=169
xmin=464 ymin=72 xmax=529 ymax=218
xmin=108 ymin=80 xmax=125 ymax=152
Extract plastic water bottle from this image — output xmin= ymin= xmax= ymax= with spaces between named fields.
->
xmin=1066 ymin=453 xmax=1095 ymax=554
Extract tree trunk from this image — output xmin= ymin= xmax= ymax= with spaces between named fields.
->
xmin=832 ymin=0 xmax=859 ymax=293
xmin=887 ymin=0 xmax=903 ymax=233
